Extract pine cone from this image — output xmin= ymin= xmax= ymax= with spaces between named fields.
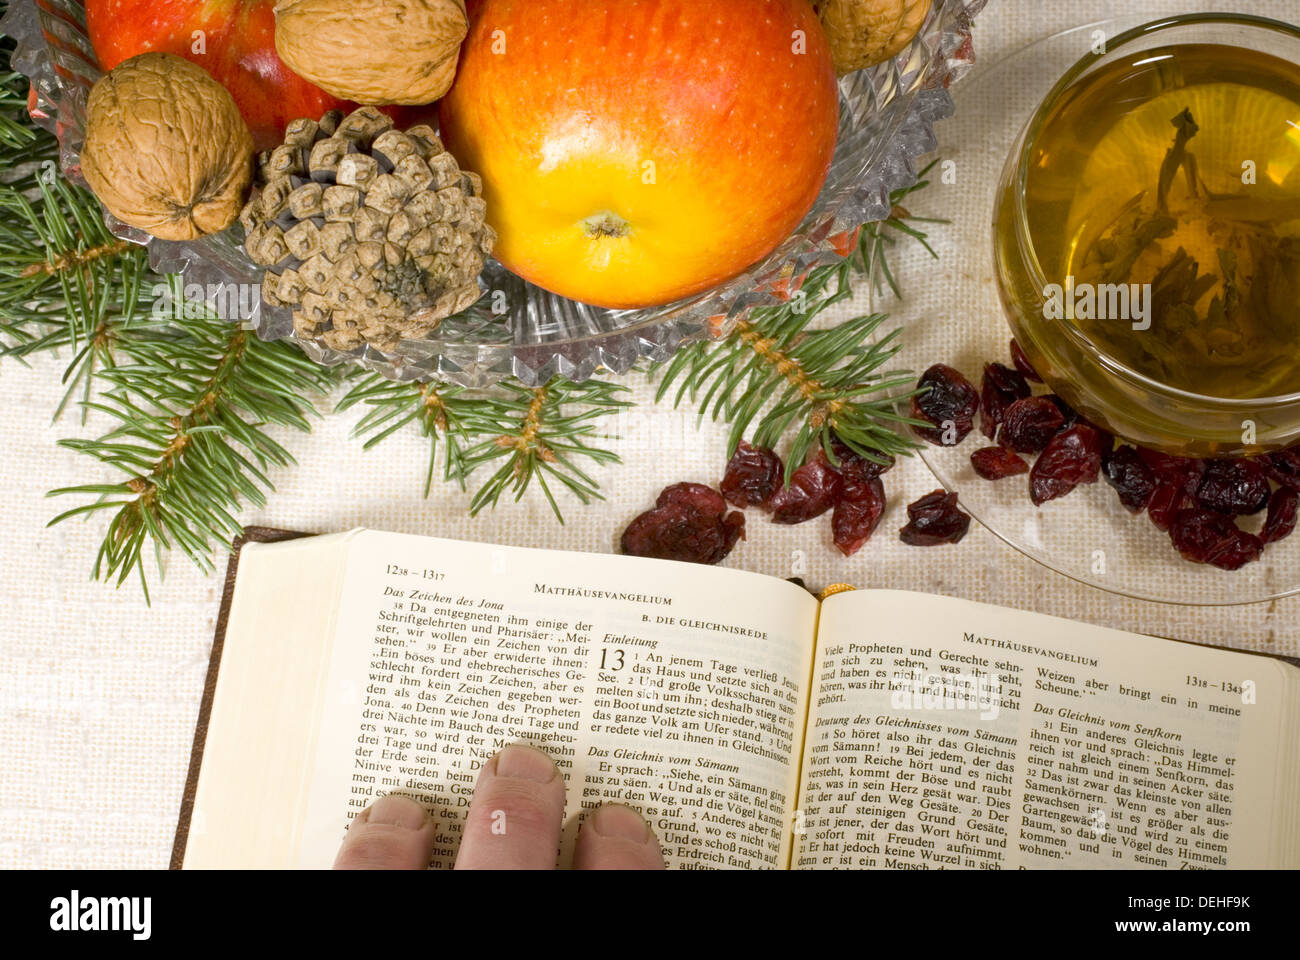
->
xmin=240 ymin=106 xmax=495 ymax=353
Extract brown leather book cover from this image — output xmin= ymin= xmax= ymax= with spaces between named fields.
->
xmin=169 ymin=526 xmax=313 ymax=870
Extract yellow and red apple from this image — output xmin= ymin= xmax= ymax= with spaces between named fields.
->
xmin=439 ymin=0 xmax=840 ymax=309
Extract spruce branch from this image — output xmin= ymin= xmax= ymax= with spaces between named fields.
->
xmin=1 ymin=14 xmax=49 ymax=161
xmin=337 ymin=374 xmax=480 ymax=495
xmin=0 ymin=68 xmax=41 ymax=154
xmin=46 ymin=280 xmax=336 ymax=596
xmin=655 ymin=269 xmax=921 ymax=478
xmin=0 ymin=10 xmax=337 ymax=594
xmin=2 ymin=0 xmax=948 ymax=581
xmin=1 ymin=23 xmax=58 ymax=175
xmin=462 ymin=378 xmax=631 ymax=521
xmin=855 ymin=157 xmax=946 ymax=299
xmin=342 ymin=374 xmax=631 ymax=523
xmin=0 ymin=14 xmax=145 ymax=406
xmin=347 ymin=162 xmax=944 ymax=513
xmin=0 ymin=172 xmax=151 ymax=419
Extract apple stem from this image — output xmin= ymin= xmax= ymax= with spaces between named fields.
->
xmin=580 ymin=211 xmax=632 ymax=239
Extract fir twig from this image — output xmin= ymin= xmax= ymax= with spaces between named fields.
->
xmin=337 ymin=374 xmax=479 ymax=495
xmin=0 ymin=34 xmax=59 ymax=178
xmin=0 ymin=69 xmax=40 ymax=154
xmin=0 ymin=14 xmax=144 ymax=408
xmin=46 ymin=281 xmax=336 ymax=597
xmin=0 ymin=17 xmax=52 ymax=168
xmin=855 ymin=157 xmax=946 ymax=299
xmin=655 ymin=269 xmax=922 ymax=477
xmin=4 ymin=0 xmax=947 ymax=585
xmin=342 ymin=374 xmax=631 ymax=522
xmin=462 ymin=378 xmax=631 ymax=521
xmin=0 ymin=173 xmax=150 ymax=421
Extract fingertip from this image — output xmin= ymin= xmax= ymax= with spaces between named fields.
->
xmin=454 ymin=744 xmax=567 ymax=870
xmin=333 ymin=794 xmax=436 ymax=870
xmin=574 ymin=804 xmax=665 ymax=870
xmin=492 ymin=743 xmax=562 ymax=784
xmin=364 ymin=794 xmax=432 ymax=831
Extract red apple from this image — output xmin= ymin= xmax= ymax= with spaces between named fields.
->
xmin=439 ymin=0 xmax=839 ymax=309
xmin=85 ymin=0 xmax=422 ymax=152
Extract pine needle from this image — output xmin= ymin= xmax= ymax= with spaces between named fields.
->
xmin=341 ymin=374 xmax=632 ymax=523
xmin=47 ymin=279 xmax=336 ymax=595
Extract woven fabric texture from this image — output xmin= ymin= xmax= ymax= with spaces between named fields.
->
xmin=0 ymin=0 xmax=1296 ymax=868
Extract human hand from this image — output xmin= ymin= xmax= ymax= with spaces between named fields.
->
xmin=333 ymin=743 xmax=665 ymax=870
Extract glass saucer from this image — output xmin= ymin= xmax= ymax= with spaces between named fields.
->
xmin=905 ymin=16 xmax=1300 ymax=606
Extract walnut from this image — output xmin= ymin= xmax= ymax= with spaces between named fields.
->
xmin=813 ymin=0 xmax=932 ymax=75
xmin=80 ymin=53 xmax=254 ymax=241
xmin=273 ymin=0 xmax=468 ymax=105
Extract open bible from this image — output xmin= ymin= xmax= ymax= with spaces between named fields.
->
xmin=174 ymin=528 xmax=1300 ymax=869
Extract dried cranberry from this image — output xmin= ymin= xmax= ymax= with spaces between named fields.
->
xmin=768 ymin=459 xmax=842 ymax=524
xmin=1262 ymin=488 xmax=1299 ymax=544
xmin=1045 ymin=394 xmax=1080 ymax=429
xmin=910 ymin=364 xmax=979 ymax=446
xmin=899 ymin=489 xmax=971 ymax=546
xmin=1137 ymin=448 xmax=1205 ymax=495
xmin=970 ymin=446 xmax=1028 ymax=480
xmin=1030 ymin=424 xmax=1105 ymax=505
xmin=1148 ymin=483 xmax=1194 ymax=532
xmin=1084 ymin=420 xmax=1116 ymax=455
xmin=1195 ymin=459 xmax=1271 ymax=516
xmin=1010 ymin=339 xmax=1042 ymax=382
xmin=818 ymin=433 xmax=894 ymax=482
xmin=979 ymin=362 xmax=1031 ymax=440
xmin=1206 ymin=531 xmax=1264 ymax=571
xmin=656 ymin=482 xmax=727 ymax=515
xmin=1169 ymin=509 xmax=1262 ymax=571
xmin=622 ymin=494 xmax=745 ymax=566
xmin=1262 ymin=448 xmax=1300 ymax=491
xmin=720 ymin=442 xmax=783 ymax=508
xmin=832 ymin=477 xmax=887 ymax=557
xmin=1001 ymin=396 xmax=1066 ymax=453
xmin=1102 ymin=445 xmax=1156 ymax=514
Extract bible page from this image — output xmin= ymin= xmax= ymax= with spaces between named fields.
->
xmin=295 ymin=531 xmax=819 ymax=868
xmin=793 ymin=590 xmax=1293 ymax=869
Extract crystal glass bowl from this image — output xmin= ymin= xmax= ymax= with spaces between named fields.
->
xmin=993 ymin=14 xmax=1300 ymax=457
xmin=3 ymin=0 xmax=983 ymax=387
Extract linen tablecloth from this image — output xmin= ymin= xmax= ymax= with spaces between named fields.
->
xmin=1 ymin=0 xmax=1296 ymax=868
